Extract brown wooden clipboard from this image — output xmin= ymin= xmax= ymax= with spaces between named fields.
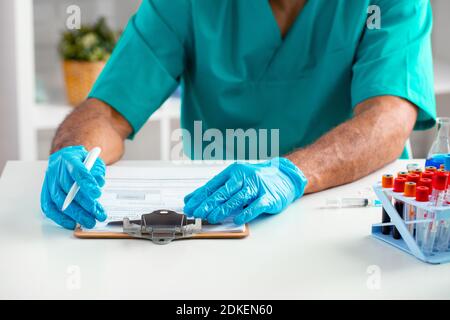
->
xmin=74 ymin=224 xmax=249 ymax=240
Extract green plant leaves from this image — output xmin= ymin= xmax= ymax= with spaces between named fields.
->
xmin=59 ymin=17 xmax=119 ymax=62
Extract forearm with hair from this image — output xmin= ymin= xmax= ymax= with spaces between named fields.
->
xmin=286 ymin=96 xmax=418 ymax=193
xmin=51 ymin=98 xmax=132 ymax=164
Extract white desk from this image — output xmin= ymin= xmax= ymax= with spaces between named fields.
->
xmin=0 ymin=160 xmax=449 ymax=299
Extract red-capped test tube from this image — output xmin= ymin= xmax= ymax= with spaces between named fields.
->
xmin=414 ymin=169 xmax=423 ymax=178
xmin=431 ymin=171 xmax=449 ymax=253
xmin=403 ymin=182 xmax=417 ymax=235
xmin=434 ymin=171 xmax=450 ymax=252
xmin=431 ymin=171 xmax=448 ymax=206
xmin=422 ymin=171 xmax=434 ymax=180
xmin=418 ymin=178 xmax=433 ymax=196
xmin=406 ymin=174 xmax=420 ymax=184
xmin=415 ymin=186 xmax=432 ymax=252
xmin=392 ymin=177 xmax=406 ymax=240
xmin=407 ymin=163 xmax=420 ymax=173
xmin=397 ymin=172 xmax=408 ymax=179
xmin=381 ymin=174 xmax=394 ymax=235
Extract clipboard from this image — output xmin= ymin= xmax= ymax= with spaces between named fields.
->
xmin=74 ymin=209 xmax=249 ymax=244
xmin=74 ymin=226 xmax=249 ymax=240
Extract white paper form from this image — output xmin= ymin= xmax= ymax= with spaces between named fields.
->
xmin=86 ymin=165 xmax=246 ymax=233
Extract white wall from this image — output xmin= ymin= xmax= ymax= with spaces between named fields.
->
xmin=0 ymin=0 xmax=20 ymax=172
xmin=432 ymin=0 xmax=450 ymax=60
xmin=410 ymin=0 xmax=450 ymax=158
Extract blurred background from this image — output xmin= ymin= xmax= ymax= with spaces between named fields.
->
xmin=0 ymin=0 xmax=449 ymax=172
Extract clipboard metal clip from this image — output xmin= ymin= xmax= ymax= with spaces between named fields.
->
xmin=122 ymin=209 xmax=202 ymax=244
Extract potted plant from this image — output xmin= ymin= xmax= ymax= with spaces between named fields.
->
xmin=59 ymin=17 xmax=119 ymax=106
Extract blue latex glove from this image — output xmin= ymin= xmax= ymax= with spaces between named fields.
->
xmin=183 ymin=158 xmax=307 ymax=225
xmin=40 ymin=146 xmax=107 ymax=230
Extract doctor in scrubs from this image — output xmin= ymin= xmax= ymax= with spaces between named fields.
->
xmin=41 ymin=0 xmax=436 ymax=229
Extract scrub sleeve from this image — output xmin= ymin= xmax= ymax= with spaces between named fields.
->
xmin=351 ymin=0 xmax=436 ymax=157
xmin=89 ymin=0 xmax=187 ymax=138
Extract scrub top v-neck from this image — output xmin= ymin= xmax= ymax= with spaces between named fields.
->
xmin=90 ymin=0 xmax=436 ymax=160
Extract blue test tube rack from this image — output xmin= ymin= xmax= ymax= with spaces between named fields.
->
xmin=372 ymin=183 xmax=450 ymax=264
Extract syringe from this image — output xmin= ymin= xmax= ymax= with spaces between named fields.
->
xmin=324 ymin=197 xmax=381 ymax=209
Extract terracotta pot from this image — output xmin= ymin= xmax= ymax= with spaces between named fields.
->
xmin=62 ymin=60 xmax=105 ymax=106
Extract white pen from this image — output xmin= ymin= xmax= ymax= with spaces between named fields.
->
xmin=61 ymin=147 xmax=102 ymax=211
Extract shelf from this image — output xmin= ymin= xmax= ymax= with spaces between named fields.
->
xmin=33 ymin=96 xmax=181 ymax=130
xmin=435 ymin=60 xmax=450 ymax=95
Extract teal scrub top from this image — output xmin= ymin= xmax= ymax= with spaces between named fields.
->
xmin=90 ymin=0 xmax=436 ymax=160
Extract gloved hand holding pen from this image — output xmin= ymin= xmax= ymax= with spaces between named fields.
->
xmin=40 ymin=145 xmax=107 ymax=230
xmin=183 ymin=157 xmax=308 ymax=225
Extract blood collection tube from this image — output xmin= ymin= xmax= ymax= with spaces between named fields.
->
xmin=421 ymin=171 xmax=434 ymax=180
xmin=392 ymin=177 xmax=406 ymax=240
xmin=406 ymin=174 xmax=420 ymax=184
xmin=415 ymin=186 xmax=430 ymax=250
xmin=431 ymin=171 xmax=449 ymax=205
xmin=407 ymin=163 xmax=420 ymax=173
xmin=414 ymin=169 xmax=423 ymax=178
xmin=397 ymin=171 xmax=408 ymax=178
xmin=435 ymin=171 xmax=450 ymax=252
xmin=418 ymin=178 xmax=433 ymax=195
xmin=403 ymin=182 xmax=416 ymax=235
xmin=437 ymin=169 xmax=450 ymax=252
xmin=425 ymin=166 xmax=437 ymax=172
xmin=437 ymin=169 xmax=450 ymax=189
xmin=430 ymin=171 xmax=449 ymax=252
xmin=381 ymin=174 xmax=394 ymax=235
